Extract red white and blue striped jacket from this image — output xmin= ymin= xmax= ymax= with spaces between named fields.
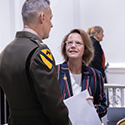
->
xmin=56 ymin=61 xmax=107 ymax=118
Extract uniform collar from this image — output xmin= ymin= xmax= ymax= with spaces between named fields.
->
xmin=15 ymin=31 xmax=43 ymax=44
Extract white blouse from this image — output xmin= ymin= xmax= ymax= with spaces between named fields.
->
xmin=70 ymin=73 xmax=82 ymax=96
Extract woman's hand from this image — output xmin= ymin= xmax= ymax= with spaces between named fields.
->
xmin=86 ymin=96 xmax=94 ymax=102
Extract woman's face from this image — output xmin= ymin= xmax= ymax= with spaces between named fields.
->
xmin=66 ymin=33 xmax=85 ymax=61
xmin=96 ymin=30 xmax=104 ymax=42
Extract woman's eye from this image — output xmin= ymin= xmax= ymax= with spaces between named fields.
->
xmin=76 ymin=41 xmax=82 ymax=45
xmin=68 ymin=41 xmax=73 ymax=44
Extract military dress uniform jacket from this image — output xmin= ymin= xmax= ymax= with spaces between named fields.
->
xmin=56 ymin=61 xmax=107 ymax=118
xmin=89 ymin=36 xmax=105 ymax=78
xmin=0 ymin=31 xmax=71 ymax=125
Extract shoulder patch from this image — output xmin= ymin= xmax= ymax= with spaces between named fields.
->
xmin=39 ymin=49 xmax=53 ymax=69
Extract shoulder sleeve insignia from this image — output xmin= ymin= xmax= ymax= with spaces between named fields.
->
xmin=39 ymin=49 xmax=53 ymax=69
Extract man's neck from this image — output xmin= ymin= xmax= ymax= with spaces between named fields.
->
xmin=23 ymin=25 xmax=42 ymax=40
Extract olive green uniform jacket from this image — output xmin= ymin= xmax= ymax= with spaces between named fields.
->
xmin=0 ymin=31 xmax=71 ymax=125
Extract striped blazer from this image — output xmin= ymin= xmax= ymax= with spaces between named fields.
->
xmin=56 ymin=61 xmax=107 ymax=118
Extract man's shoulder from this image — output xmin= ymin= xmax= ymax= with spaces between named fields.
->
xmin=15 ymin=31 xmax=49 ymax=49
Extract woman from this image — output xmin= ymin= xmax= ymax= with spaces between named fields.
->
xmin=56 ymin=29 xmax=107 ymax=118
xmin=87 ymin=26 xmax=107 ymax=82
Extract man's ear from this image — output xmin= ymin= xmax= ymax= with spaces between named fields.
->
xmin=40 ymin=12 xmax=45 ymax=23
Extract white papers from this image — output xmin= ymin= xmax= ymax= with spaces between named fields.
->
xmin=64 ymin=89 xmax=102 ymax=125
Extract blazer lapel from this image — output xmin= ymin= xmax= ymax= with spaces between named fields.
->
xmin=61 ymin=62 xmax=73 ymax=98
xmin=81 ymin=64 xmax=92 ymax=95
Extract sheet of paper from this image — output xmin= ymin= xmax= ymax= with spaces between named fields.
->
xmin=64 ymin=89 xmax=102 ymax=125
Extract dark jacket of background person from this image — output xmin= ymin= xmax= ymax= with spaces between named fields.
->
xmin=89 ymin=36 xmax=105 ymax=78
xmin=0 ymin=31 xmax=71 ymax=125
xmin=57 ymin=61 xmax=107 ymax=118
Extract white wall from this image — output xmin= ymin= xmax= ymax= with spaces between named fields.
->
xmin=0 ymin=0 xmax=25 ymax=52
xmin=1 ymin=0 xmax=125 ymax=66
xmin=81 ymin=0 xmax=125 ymax=64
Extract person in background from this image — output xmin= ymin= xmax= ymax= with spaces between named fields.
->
xmin=56 ymin=29 xmax=107 ymax=119
xmin=0 ymin=0 xmax=71 ymax=125
xmin=87 ymin=26 xmax=107 ymax=83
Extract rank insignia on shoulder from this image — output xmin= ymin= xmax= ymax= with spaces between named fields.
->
xmin=39 ymin=49 xmax=53 ymax=69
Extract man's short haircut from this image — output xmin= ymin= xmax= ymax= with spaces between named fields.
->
xmin=22 ymin=0 xmax=50 ymax=25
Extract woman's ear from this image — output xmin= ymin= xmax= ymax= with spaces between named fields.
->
xmin=94 ymin=32 xmax=98 ymax=36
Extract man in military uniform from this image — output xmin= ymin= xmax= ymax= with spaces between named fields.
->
xmin=0 ymin=0 xmax=71 ymax=125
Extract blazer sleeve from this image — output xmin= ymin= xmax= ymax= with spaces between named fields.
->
xmin=29 ymin=46 xmax=71 ymax=125
xmin=94 ymin=71 xmax=107 ymax=118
